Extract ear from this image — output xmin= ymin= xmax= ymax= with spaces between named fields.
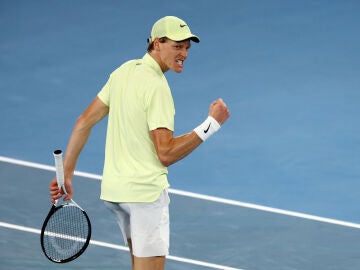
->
xmin=153 ymin=38 xmax=161 ymax=51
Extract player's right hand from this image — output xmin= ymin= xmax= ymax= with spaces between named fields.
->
xmin=49 ymin=178 xmax=63 ymax=203
xmin=49 ymin=177 xmax=73 ymax=203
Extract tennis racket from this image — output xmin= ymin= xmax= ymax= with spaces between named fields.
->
xmin=40 ymin=149 xmax=91 ymax=263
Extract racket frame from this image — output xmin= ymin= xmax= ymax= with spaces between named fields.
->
xmin=40 ymin=150 xmax=92 ymax=263
xmin=40 ymin=201 xmax=92 ymax=263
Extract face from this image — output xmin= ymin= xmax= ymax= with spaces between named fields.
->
xmin=156 ymin=38 xmax=191 ymax=73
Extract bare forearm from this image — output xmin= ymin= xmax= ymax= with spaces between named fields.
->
xmin=63 ymin=118 xmax=92 ymax=178
xmin=166 ymin=131 xmax=203 ymax=166
xmin=152 ymin=129 xmax=202 ymax=167
xmin=62 ymin=97 xmax=109 ymax=179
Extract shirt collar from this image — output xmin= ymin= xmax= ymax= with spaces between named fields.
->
xmin=142 ymin=53 xmax=164 ymax=76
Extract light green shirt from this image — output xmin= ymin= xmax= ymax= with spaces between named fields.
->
xmin=97 ymin=53 xmax=175 ymax=202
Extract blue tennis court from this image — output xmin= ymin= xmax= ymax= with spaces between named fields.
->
xmin=1 ymin=1 xmax=360 ymax=269
xmin=1 ymin=158 xmax=360 ymax=269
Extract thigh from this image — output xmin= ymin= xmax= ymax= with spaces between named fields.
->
xmin=129 ymin=190 xmax=170 ymax=257
xmin=103 ymin=201 xmax=131 ymax=244
xmin=134 ymin=255 xmax=165 ymax=270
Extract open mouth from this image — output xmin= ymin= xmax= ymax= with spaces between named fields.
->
xmin=176 ymin=59 xmax=184 ymax=65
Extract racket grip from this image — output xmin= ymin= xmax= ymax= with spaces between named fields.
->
xmin=53 ymin=149 xmax=67 ymax=194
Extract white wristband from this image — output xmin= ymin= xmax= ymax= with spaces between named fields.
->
xmin=194 ymin=116 xmax=221 ymax=141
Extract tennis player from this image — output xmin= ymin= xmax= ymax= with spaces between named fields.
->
xmin=49 ymin=16 xmax=230 ymax=270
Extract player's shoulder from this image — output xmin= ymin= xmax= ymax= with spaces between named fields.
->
xmin=109 ymin=58 xmax=141 ymax=76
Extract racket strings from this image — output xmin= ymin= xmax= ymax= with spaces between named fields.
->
xmin=42 ymin=205 xmax=90 ymax=261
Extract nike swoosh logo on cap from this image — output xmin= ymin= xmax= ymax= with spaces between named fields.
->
xmin=180 ymin=24 xmax=187 ymax=28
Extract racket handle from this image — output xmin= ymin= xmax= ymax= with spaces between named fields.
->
xmin=53 ymin=150 xmax=67 ymax=195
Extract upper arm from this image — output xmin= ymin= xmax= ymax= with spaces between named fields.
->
xmin=151 ymin=128 xmax=174 ymax=165
xmin=77 ymin=97 xmax=109 ymax=129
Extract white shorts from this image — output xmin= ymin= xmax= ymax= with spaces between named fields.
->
xmin=104 ymin=189 xmax=170 ymax=257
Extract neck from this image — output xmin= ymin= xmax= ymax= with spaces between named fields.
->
xmin=149 ymin=51 xmax=168 ymax=73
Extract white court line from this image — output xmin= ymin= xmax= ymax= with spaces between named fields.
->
xmin=0 ymin=221 xmax=243 ymax=270
xmin=1 ymin=155 xmax=360 ymax=229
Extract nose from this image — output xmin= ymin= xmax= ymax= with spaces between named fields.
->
xmin=181 ymin=47 xmax=188 ymax=59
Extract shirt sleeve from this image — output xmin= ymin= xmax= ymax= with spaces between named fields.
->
xmin=97 ymin=76 xmax=111 ymax=106
xmin=146 ymin=82 xmax=175 ymax=131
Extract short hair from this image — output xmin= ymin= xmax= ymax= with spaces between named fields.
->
xmin=147 ymin=37 xmax=168 ymax=53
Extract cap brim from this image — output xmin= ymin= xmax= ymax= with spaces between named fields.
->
xmin=167 ymin=33 xmax=200 ymax=43
xmin=190 ymin=36 xmax=200 ymax=43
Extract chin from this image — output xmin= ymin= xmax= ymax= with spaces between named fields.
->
xmin=173 ymin=67 xmax=183 ymax=73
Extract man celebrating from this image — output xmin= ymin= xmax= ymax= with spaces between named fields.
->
xmin=50 ymin=16 xmax=230 ymax=270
